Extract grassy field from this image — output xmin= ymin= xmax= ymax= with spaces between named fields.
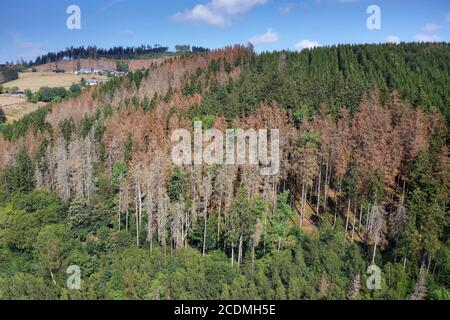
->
xmin=2 ymin=72 xmax=107 ymax=92
xmin=0 ymin=95 xmax=45 ymax=122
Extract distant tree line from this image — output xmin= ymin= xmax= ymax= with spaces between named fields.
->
xmin=8 ymin=44 xmax=211 ymax=68
xmin=33 ymin=45 xmax=169 ymax=65
xmin=175 ymin=45 xmax=210 ymax=53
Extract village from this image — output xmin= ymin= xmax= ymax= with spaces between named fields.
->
xmin=0 ymin=63 xmax=128 ymax=123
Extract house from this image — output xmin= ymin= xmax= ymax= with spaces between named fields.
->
xmin=77 ymin=68 xmax=94 ymax=75
xmin=86 ymin=79 xmax=108 ymax=86
xmin=93 ymin=68 xmax=118 ymax=76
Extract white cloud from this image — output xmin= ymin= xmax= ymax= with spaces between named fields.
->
xmin=295 ymin=40 xmax=322 ymax=50
xmin=279 ymin=3 xmax=295 ymax=14
xmin=422 ymin=23 xmax=441 ymax=32
xmin=172 ymin=0 xmax=267 ymax=27
xmin=173 ymin=4 xmax=226 ymax=27
xmin=414 ymin=34 xmax=441 ymax=42
xmin=385 ymin=35 xmax=400 ymax=44
xmin=249 ymin=29 xmax=279 ymax=44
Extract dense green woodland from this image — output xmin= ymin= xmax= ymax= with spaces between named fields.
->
xmin=190 ymin=43 xmax=449 ymax=133
xmin=0 ymin=43 xmax=448 ymax=300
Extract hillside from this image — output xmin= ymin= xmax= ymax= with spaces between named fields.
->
xmin=2 ymin=72 xmax=105 ymax=92
xmin=0 ymin=43 xmax=448 ymax=300
xmin=29 ymin=57 xmax=170 ymax=73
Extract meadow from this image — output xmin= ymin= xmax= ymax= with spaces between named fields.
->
xmin=0 ymin=95 xmax=45 ymax=122
xmin=3 ymin=72 xmax=106 ymax=92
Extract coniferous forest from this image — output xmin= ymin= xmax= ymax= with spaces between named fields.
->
xmin=0 ymin=43 xmax=449 ymax=300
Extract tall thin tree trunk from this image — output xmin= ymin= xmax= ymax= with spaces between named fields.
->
xmin=50 ymin=269 xmax=56 ymax=285
xmin=217 ymin=201 xmax=222 ymax=245
xmin=401 ymin=179 xmax=406 ymax=205
xmin=149 ymin=210 xmax=153 ymax=253
xmin=358 ymin=204 xmax=362 ymax=235
xmin=138 ymin=181 xmax=142 ymax=227
xmin=300 ymin=181 xmax=305 ymax=227
xmin=351 ymin=213 xmax=355 ymax=242
xmin=202 ymin=212 xmax=208 ymax=256
xmin=118 ymin=183 xmax=122 ymax=231
xmin=426 ymin=256 xmax=432 ymax=275
xmin=238 ymin=232 xmax=243 ymax=267
xmin=324 ymin=160 xmax=329 ymax=210
xmin=334 ymin=181 xmax=341 ymax=227
xmin=345 ymin=199 xmax=351 ymax=241
xmin=372 ymin=240 xmax=378 ymax=263
xmin=316 ymin=163 xmax=322 ymax=214
xmin=136 ymin=209 xmax=139 ymax=247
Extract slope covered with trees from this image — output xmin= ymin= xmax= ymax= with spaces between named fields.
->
xmin=0 ymin=43 xmax=448 ymax=300
xmin=9 ymin=44 xmax=210 ymax=69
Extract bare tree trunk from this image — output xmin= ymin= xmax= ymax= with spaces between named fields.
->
xmin=372 ymin=240 xmax=378 ymax=263
xmin=136 ymin=209 xmax=139 ymax=247
xmin=419 ymin=253 xmax=426 ymax=274
xmin=300 ymin=181 xmax=305 ymax=227
xmin=135 ymin=188 xmax=139 ymax=247
xmin=364 ymin=204 xmax=371 ymax=244
xmin=401 ymin=179 xmax=406 ymax=205
xmin=138 ymin=181 xmax=142 ymax=228
xmin=323 ymin=160 xmax=329 ymax=210
xmin=426 ymin=256 xmax=432 ymax=275
xmin=316 ymin=162 xmax=322 ymax=214
xmin=334 ymin=181 xmax=341 ymax=227
xmin=237 ymin=232 xmax=243 ymax=267
xmin=50 ymin=269 xmax=56 ymax=285
xmin=149 ymin=210 xmax=153 ymax=253
xmin=217 ymin=201 xmax=222 ymax=244
xmin=345 ymin=199 xmax=351 ymax=241
xmin=351 ymin=213 xmax=356 ymax=243
xmin=358 ymin=204 xmax=363 ymax=235
xmin=118 ymin=182 xmax=122 ymax=231
xmin=202 ymin=212 xmax=208 ymax=256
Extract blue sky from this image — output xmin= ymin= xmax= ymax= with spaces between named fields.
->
xmin=1 ymin=0 xmax=449 ymax=63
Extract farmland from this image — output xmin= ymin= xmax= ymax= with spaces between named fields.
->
xmin=0 ymin=95 xmax=45 ymax=122
xmin=2 ymin=72 xmax=106 ymax=92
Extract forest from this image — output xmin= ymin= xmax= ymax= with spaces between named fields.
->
xmin=0 ymin=43 xmax=448 ymax=300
